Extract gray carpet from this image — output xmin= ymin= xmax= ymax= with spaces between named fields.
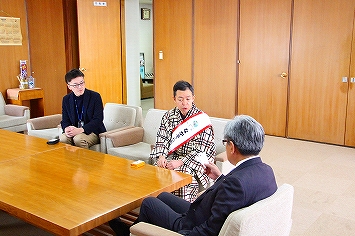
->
xmin=0 ymin=209 xmax=137 ymax=236
xmin=0 ymin=210 xmax=53 ymax=236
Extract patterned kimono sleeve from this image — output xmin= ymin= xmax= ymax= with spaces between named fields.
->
xmin=149 ymin=112 xmax=172 ymax=164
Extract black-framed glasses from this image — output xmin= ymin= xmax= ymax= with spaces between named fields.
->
xmin=222 ymin=139 xmax=229 ymax=146
xmin=68 ymin=80 xmax=85 ymax=89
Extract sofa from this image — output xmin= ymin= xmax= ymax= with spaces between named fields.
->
xmin=0 ymin=92 xmax=30 ymax=132
xmin=106 ymin=108 xmax=235 ymax=175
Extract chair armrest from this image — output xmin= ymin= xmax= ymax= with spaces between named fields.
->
xmin=106 ymin=126 xmax=144 ymax=147
xmin=99 ymin=126 xmax=135 ymax=138
xmin=99 ymin=126 xmax=135 ymax=153
xmin=130 ymin=222 xmax=182 ymax=236
xmin=27 ymin=114 xmax=62 ymax=130
xmin=4 ymin=104 xmax=29 ymax=117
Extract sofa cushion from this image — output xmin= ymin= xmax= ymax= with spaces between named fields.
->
xmin=142 ymin=109 xmax=166 ymax=144
xmin=103 ymin=104 xmax=136 ymax=131
xmin=107 ymin=142 xmax=152 ymax=164
xmin=27 ymin=128 xmax=60 ymax=140
xmin=0 ymin=115 xmax=28 ymax=128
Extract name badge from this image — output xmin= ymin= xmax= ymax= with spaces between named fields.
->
xmin=78 ymin=120 xmax=84 ymax=128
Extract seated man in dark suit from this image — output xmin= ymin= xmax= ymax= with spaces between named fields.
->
xmin=110 ymin=114 xmax=277 ymax=236
xmin=60 ymin=69 xmax=106 ymax=149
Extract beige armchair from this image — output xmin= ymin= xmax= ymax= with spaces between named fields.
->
xmin=27 ymin=103 xmax=143 ymax=153
xmin=90 ymin=103 xmax=143 ymax=153
xmin=27 ymin=114 xmax=62 ymax=139
xmin=130 ymin=183 xmax=294 ymax=236
xmin=106 ymin=108 xmax=166 ymax=163
xmin=0 ymin=92 xmax=30 ymax=132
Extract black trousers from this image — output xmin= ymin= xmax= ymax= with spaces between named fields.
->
xmin=136 ymin=192 xmax=190 ymax=232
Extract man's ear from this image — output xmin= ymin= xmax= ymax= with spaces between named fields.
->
xmin=231 ymin=143 xmax=241 ymax=156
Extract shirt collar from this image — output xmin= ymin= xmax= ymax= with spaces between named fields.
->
xmin=235 ymin=155 xmax=259 ymax=168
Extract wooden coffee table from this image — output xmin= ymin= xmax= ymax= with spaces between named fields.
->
xmin=0 ymin=130 xmax=191 ymax=235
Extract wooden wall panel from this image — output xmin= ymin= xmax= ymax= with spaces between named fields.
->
xmin=193 ymin=0 xmax=238 ymax=119
xmin=26 ymin=0 xmax=67 ymax=115
xmin=154 ymin=0 xmax=193 ymax=110
xmin=0 ymin=0 xmax=29 ymax=97
xmin=288 ymin=0 xmax=354 ymax=144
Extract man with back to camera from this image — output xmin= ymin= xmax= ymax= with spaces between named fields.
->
xmin=60 ymin=68 xmax=106 ymax=149
xmin=109 ymin=114 xmax=277 ymax=236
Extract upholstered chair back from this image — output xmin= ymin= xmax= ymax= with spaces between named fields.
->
xmin=0 ymin=92 xmax=6 ymax=115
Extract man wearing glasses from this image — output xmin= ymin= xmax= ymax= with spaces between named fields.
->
xmin=60 ymin=68 xmax=106 ymax=149
xmin=110 ymin=115 xmax=277 ymax=236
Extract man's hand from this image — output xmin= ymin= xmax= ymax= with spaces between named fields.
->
xmin=205 ymin=162 xmax=222 ymax=180
xmin=166 ymin=160 xmax=183 ymax=170
xmin=64 ymin=126 xmax=84 ymax=137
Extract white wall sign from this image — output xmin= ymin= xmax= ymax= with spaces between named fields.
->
xmin=93 ymin=1 xmax=107 ymax=7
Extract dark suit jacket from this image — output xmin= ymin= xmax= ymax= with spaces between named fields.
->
xmin=180 ymin=157 xmax=277 ymax=236
xmin=61 ymin=89 xmax=106 ymax=135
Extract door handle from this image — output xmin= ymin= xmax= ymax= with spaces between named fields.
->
xmin=79 ymin=68 xmax=87 ymax=72
xmin=280 ymin=72 xmax=288 ymax=78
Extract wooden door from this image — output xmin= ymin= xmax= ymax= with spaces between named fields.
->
xmin=288 ymin=0 xmax=354 ymax=145
xmin=153 ymin=0 xmax=193 ymax=110
xmin=77 ymin=0 xmax=123 ymax=105
xmin=193 ymin=0 xmax=238 ymax=119
xmin=238 ymin=0 xmax=291 ymax=136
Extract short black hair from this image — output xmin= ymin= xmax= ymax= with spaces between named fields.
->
xmin=65 ymin=69 xmax=84 ymax=84
xmin=173 ymin=80 xmax=194 ymax=97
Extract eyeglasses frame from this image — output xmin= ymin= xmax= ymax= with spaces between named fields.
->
xmin=68 ymin=80 xmax=85 ymax=89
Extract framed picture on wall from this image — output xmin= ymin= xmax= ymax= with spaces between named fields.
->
xmin=141 ymin=8 xmax=151 ymax=20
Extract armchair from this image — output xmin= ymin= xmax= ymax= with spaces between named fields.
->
xmin=130 ymin=183 xmax=294 ymax=236
xmin=90 ymin=103 xmax=142 ymax=153
xmin=27 ymin=103 xmax=143 ymax=153
xmin=27 ymin=114 xmax=62 ymax=139
xmin=106 ymin=108 xmax=166 ymax=163
xmin=0 ymin=92 xmax=30 ymax=132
